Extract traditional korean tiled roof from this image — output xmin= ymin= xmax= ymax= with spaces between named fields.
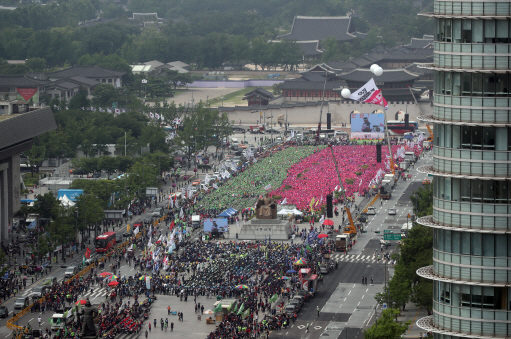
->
xmin=277 ymin=16 xmax=361 ymax=42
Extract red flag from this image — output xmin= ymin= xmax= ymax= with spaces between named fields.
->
xmin=85 ymin=247 xmax=91 ymax=259
xmin=169 ymin=220 xmax=175 ymax=230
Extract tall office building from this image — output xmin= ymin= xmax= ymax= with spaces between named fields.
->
xmin=416 ymin=1 xmax=511 ymax=338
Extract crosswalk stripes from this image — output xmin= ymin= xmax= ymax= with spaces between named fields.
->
xmin=79 ymin=287 xmax=109 ymax=301
xmin=330 ymin=253 xmax=387 ymax=264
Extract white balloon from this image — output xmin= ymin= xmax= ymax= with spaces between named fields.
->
xmin=374 ymin=66 xmax=383 ymax=76
xmin=370 ymin=64 xmax=378 ymax=73
xmin=341 ymin=88 xmax=351 ymax=98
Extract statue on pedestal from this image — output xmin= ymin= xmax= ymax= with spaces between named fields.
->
xmin=80 ymin=300 xmax=99 ymax=337
xmin=256 ymin=194 xmax=277 ymax=219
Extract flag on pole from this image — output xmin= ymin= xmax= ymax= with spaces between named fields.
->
xmin=348 ymin=78 xmax=388 ymax=110
xmin=85 ymin=247 xmax=91 ymax=259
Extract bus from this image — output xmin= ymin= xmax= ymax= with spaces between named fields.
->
xmin=95 ymin=232 xmax=116 ymax=253
xmin=386 ymin=120 xmax=418 ymax=136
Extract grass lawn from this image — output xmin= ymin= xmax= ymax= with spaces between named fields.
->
xmin=208 ymin=86 xmax=274 ymax=106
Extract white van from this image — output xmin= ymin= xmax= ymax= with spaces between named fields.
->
xmin=191 ymin=215 xmax=201 ymax=229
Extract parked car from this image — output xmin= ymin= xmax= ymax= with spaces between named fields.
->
xmin=232 ymin=126 xmax=245 ymax=133
xmin=388 ymin=208 xmax=397 ymax=215
xmin=366 ymin=207 xmax=376 ymax=215
xmin=64 ymin=266 xmax=78 ymax=278
xmin=266 ymin=128 xmax=280 ymax=134
xmin=288 ymin=299 xmax=302 ymax=311
xmin=284 ymin=304 xmax=297 ymax=316
xmin=0 ymin=306 xmax=8 ymax=318
xmin=14 ymin=296 xmax=29 ymax=309
xmin=319 ymin=265 xmax=330 ymax=274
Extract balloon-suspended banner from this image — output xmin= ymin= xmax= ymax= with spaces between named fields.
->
xmin=345 ymin=78 xmax=388 ymax=110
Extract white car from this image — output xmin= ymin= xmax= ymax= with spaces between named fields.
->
xmin=388 ymin=208 xmax=397 ymax=215
xmin=366 ymin=207 xmax=376 ymax=215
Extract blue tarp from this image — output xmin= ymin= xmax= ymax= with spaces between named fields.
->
xmin=20 ymin=199 xmax=36 ymax=203
xmin=218 ymin=207 xmax=237 ymax=217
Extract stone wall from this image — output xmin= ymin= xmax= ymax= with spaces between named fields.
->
xmin=228 ymin=100 xmax=433 ymax=126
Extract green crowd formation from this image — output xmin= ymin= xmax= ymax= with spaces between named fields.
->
xmin=199 ymin=146 xmax=324 ymax=211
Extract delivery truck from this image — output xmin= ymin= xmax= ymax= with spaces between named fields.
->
xmin=335 ymin=234 xmax=349 ymax=252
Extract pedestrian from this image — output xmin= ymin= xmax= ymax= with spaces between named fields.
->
xmin=37 ymin=316 xmax=41 ymax=327
xmin=145 ymin=330 xmax=148 ymax=339
xmin=148 ymin=323 xmax=151 ymax=332
xmin=317 ymin=306 xmax=320 ymax=317
xmin=371 ymin=276 xmax=374 ymax=284
xmin=306 ymin=323 xmax=309 ymax=332
xmin=167 ymin=306 xmax=171 ymax=315
xmin=171 ymin=322 xmax=174 ymax=331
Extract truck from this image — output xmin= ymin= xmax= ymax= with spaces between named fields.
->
xmin=399 ymin=160 xmax=410 ymax=171
xmin=401 ymin=222 xmax=414 ymax=237
xmin=423 ymin=140 xmax=431 ymax=150
xmin=404 ymin=152 xmax=416 ymax=163
xmin=50 ymin=307 xmax=74 ymax=331
xmin=381 ymin=180 xmax=392 ymax=199
xmin=335 ymin=234 xmax=349 ymax=252
xmin=384 ymin=174 xmax=396 ymax=187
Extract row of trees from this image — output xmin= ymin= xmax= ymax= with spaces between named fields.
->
xmin=363 ymin=184 xmax=433 ymax=338
xmin=374 ymin=184 xmax=434 ymax=314
xmin=0 ymin=0 xmax=433 ymax=71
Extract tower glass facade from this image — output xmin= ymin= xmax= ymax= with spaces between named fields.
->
xmin=416 ymin=1 xmax=511 ymax=338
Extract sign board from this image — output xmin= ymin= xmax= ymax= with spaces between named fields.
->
xmin=350 ymin=113 xmax=385 ymax=139
xmin=203 ymin=218 xmax=228 ymax=233
xmin=112 ymin=102 xmax=117 ymax=108
xmin=145 ymin=187 xmax=158 ymax=196
xmin=104 ymin=210 xmax=123 ymax=220
xmin=384 ymin=233 xmax=402 ymax=241
xmin=383 ymin=230 xmax=392 ymax=233
xmin=383 ymin=303 xmax=387 ymax=310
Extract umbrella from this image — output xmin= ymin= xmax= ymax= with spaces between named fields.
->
xmin=108 ymin=281 xmax=119 ymax=287
xmin=76 ymin=300 xmax=87 ymax=305
xmin=280 ymin=276 xmax=290 ymax=280
xmin=235 ymin=285 xmax=249 ymax=289
xmin=99 ymin=272 xmax=112 ymax=277
xmin=322 ymin=219 xmax=334 ymax=226
xmin=317 ymin=234 xmax=328 ymax=239
xmin=293 ymin=258 xmax=307 ymax=265
xmin=404 ymin=134 xmax=414 ymax=139
xmin=286 ymin=269 xmax=297 ymax=274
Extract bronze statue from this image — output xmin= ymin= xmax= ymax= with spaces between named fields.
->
xmin=256 ymin=194 xmax=277 ymax=219
xmin=80 ymin=300 xmax=99 ymax=337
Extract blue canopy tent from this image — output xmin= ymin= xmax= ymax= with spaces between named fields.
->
xmin=218 ymin=207 xmax=238 ymax=217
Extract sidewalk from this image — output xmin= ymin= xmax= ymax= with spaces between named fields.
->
xmin=398 ymin=303 xmax=430 ymax=338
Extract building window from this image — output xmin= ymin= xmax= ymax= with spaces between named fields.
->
xmin=108 ymin=79 xmax=112 ymax=83
xmin=436 ymin=19 xmax=511 ymax=43
xmin=434 ymin=177 xmax=511 ymax=203
xmin=102 ymin=79 xmax=106 ymax=83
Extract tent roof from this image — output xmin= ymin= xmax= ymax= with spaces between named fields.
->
xmin=218 ymin=207 xmax=237 ymax=217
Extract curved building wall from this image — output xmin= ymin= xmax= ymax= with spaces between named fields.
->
xmin=417 ymin=1 xmax=511 ymax=338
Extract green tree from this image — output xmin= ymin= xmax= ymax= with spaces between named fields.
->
xmin=75 ymin=194 xmax=104 ymax=239
xmin=25 ymin=144 xmax=46 ymax=174
xmin=363 ymin=309 xmax=411 ymax=339
xmin=32 ymin=192 xmax=60 ymax=220
xmin=26 ymin=57 xmax=47 ymax=71
xmin=69 ymin=88 xmax=90 ymax=110
xmin=321 ymin=37 xmax=341 ymax=62
xmin=92 ymin=83 xmax=117 ymax=107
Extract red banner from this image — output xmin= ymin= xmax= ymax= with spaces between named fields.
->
xmin=17 ymin=88 xmax=37 ymax=101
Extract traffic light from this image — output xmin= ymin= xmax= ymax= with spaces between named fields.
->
xmin=326 ymin=195 xmax=333 ymax=218
xmin=376 ymin=143 xmax=382 ymax=163
xmin=327 ymin=113 xmax=331 ymax=130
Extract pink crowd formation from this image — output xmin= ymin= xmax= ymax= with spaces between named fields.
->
xmin=269 ymin=145 xmax=417 ymax=210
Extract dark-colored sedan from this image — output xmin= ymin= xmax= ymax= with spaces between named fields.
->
xmin=0 ymin=305 xmax=8 ymax=318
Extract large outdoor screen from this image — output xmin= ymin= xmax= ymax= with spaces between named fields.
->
xmin=350 ymin=113 xmax=385 ymax=139
xmin=203 ymin=218 xmax=229 ymax=232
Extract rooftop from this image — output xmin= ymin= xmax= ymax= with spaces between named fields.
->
xmin=277 ymin=16 xmax=363 ymax=42
xmin=338 ymin=68 xmax=419 ymax=83
xmin=46 ymin=66 xmax=126 ymax=79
